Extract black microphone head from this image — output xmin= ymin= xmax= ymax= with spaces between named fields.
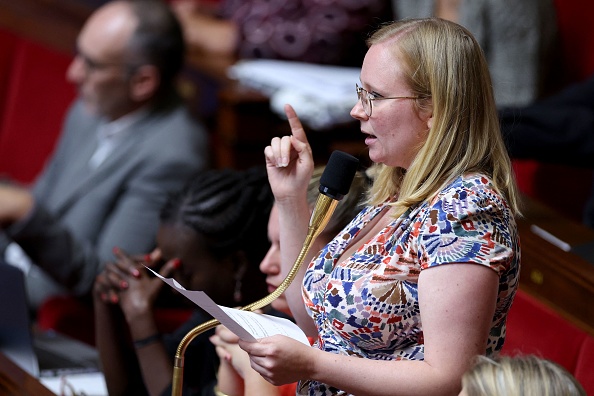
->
xmin=319 ymin=151 xmax=360 ymax=200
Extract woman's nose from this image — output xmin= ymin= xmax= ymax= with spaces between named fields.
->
xmin=350 ymin=99 xmax=368 ymax=121
xmin=259 ymin=246 xmax=280 ymax=275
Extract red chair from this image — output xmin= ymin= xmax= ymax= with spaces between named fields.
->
xmin=553 ymin=0 xmax=594 ymax=84
xmin=574 ymin=336 xmax=594 ymax=395
xmin=0 ymin=37 xmax=75 ymax=184
xmin=37 ymin=295 xmax=193 ymax=347
xmin=502 ymin=289 xmax=594 ymax=394
xmin=512 ymin=160 xmax=594 ymax=223
xmin=502 ymin=290 xmax=587 ymax=373
xmin=36 ymin=296 xmax=96 ymax=346
xmin=0 ymin=29 xmax=19 ymax=134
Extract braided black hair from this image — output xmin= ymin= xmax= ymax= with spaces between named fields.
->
xmin=160 ymin=167 xmax=273 ymax=265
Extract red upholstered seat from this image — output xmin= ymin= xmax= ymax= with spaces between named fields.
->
xmin=37 ymin=295 xmax=193 ymax=347
xmin=0 ymin=29 xmax=19 ymax=131
xmin=36 ymin=296 xmax=95 ymax=346
xmin=502 ymin=289 xmax=594 ymax=394
xmin=574 ymin=336 xmax=594 ymax=395
xmin=0 ymin=36 xmax=75 ymax=184
xmin=502 ymin=289 xmax=587 ymax=372
xmin=512 ymin=160 xmax=594 ymax=223
xmin=553 ymin=0 xmax=594 ymax=84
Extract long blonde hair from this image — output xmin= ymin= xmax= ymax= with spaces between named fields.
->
xmin=366 ymin=18 xmax=520 ymax=217
xmin=461 ymin=355 xmax=586 ymax=396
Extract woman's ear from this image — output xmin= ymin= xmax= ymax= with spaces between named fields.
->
xmin=129 ymin=64 xmax=160 ymax=102
xmin=427 ymin=114 xmax=434 ymax=130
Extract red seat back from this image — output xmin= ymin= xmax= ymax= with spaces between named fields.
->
xmin=0 ymin=36 xmax=75 ymax=184
xmin=575 ymin=336 xmax=594 ymax=395
xmin=0 ymin=29 xmax=19 ymax=132
xmin=37 ymin=295 xmax=193 ymax=347
xmin=553 ymin=0 xmax=594 ymax=84
xmin=502 ymin=289 xmax=588 ymax=374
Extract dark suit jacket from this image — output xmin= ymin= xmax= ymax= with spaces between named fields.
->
xmin=501 ymin=74 xmax=594 ymax=167
xmin=500 ymin=74 xmax=594 ymax=227
xmin=6 ymin=96 xmax=209 ymax=296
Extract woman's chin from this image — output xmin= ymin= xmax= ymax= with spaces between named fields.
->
xmin=368 ymin=152 xmax=384 ymax=165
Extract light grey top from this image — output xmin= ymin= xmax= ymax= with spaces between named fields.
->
xmin=393 ymin=0 xmax=558 ymax=107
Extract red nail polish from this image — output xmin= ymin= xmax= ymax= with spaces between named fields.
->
xmin=132 ymin=268 xmax=141 ymax=278
xmin=173 ymin=258 xmax=182 ymax=269
xmin=121 ymin=280 xmax=128 ymax=289
xmin=113 ymin=246 xmax=120 ymax=254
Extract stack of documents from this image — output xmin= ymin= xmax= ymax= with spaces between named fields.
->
xmin=228 ymin=59 xmax=360 ymax=130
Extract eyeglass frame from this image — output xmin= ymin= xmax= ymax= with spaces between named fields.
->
xmin=355 ymin=83 xmax=420 ymax=117
xmin=74 ymin=46 xmax=141 ymax=76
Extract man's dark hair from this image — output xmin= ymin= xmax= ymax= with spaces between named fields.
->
xmin=126 ymin=0 xmax=185 ymax=93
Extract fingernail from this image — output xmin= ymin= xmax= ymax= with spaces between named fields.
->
xmin=281 ymin=157 xmax=288 ymax=166
xmin=113 ymin=246 xmax=120 ymax=254
xmin=121 ymin=280 xmax=128 ymax=289
xmin=111 ymin=294 xmax=119 ymax=304
xmin=100 ymin=293 xmax=107 ymax=301
xmin=172 ymin=258 xmax=182 ymax=269
xmin=132 ymin=268 xmax=141 ymax=278
xmin=144 ymin=254 xmax=151 ymax=263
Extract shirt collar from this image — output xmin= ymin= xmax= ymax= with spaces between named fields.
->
xmin=97 ymin=107 xmax=149 ymax=141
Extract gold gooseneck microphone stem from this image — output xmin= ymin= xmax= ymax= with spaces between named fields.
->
xmin=171 ymin=194 xmax=339 ymax=396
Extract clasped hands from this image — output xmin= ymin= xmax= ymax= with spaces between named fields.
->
xmin=209 ymin=105 xmax=316 ymax=388
xmin=93 ymin=247 xmax=179 ymax=320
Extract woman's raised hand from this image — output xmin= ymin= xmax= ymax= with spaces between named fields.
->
xmin=264 ymin=104 xmax=314 ymax=203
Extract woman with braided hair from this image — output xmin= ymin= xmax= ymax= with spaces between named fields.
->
xmin=93 ymin=167 xmax=273 ymax=396
xmin=209 ymin=166 xmax=369 ymax=396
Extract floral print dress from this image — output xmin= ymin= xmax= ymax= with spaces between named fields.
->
xmin=298 ymin=173 xmax=520 ymax=396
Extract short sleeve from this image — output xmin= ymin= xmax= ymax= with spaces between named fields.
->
xmin=418 ymin=175 xmax=516 ymax=275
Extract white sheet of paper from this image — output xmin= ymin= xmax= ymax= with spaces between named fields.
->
xmin=41 ymin=372 xmax=108 ymax=396
xmin=146 ymin=267 xmax=309 ymax=345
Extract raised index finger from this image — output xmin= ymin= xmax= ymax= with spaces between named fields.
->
xmin=284 ymin=104 xmax=309 ymax=146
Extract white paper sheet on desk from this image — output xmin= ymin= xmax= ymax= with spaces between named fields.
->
xmin=145 ymin=267 xmax=309 ymax=345
xmin=228 ymin=59 xmax=360 ymax=130
xmin=41 ymin=372 xmax=108 ymax=396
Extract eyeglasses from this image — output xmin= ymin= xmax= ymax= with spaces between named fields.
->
xmin=355 ymin=83 xmax=419 ymax=117
xmin=74 ymin=47 xmax=137 ymax=74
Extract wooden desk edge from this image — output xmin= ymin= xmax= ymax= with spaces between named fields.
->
xmin=0 ymin=352 xmax=56 ymax=395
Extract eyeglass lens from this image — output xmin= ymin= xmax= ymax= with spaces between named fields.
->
xmin=356 ymin=85 xmax=372 ymax=116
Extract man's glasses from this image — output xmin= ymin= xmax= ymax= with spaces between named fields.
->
xmin=74 ymin=47 xmax=138 ymax=74
xmin=355 ymin=83 xmax=419 ymax=117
